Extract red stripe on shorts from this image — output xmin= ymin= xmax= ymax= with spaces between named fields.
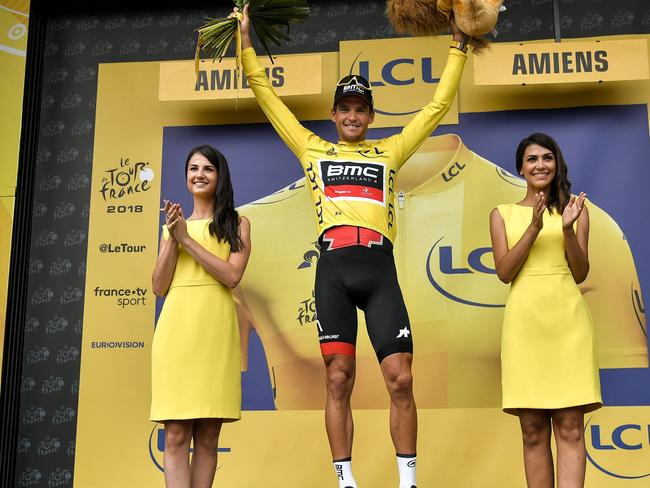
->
xmin=322 ymin=225 xmax=383 ymax=251
xmin=320 ymin=342 xmax=356 ymax=357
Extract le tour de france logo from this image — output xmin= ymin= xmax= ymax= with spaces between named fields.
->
xmin=99 ymin=157 xmax=155 ymax=203
xmin=585 ymin=410 xmax=650 ymax=481
xmin=148 ymin=424 xmax=231 ymax=473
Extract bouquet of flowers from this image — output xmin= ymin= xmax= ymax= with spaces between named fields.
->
xmin=195 ymin=0 xmax=310 ymax=72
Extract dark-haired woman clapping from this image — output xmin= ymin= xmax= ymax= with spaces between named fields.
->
xmin=490 ymin=133 xmax=601 ymax=488
xmin=150 ymin=145 xmax=251 ymax=488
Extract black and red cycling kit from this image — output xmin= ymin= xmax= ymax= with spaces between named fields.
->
xmin=242 ymin=46 xmax=466 ymax=361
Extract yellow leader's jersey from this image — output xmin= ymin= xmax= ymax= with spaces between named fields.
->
xmin=237 ymin=135 xmax=648 ymax=410
xmin=242 ymin=46 xmax=467 ymax=243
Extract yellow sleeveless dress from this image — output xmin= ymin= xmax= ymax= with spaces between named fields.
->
xmin=150 ymin=219 xmax=241 ymax=422
xmin=498 ymin=203 xmax=601 ymax=415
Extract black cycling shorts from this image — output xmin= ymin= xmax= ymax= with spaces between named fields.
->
xmin=315 ymin=228 xmax=413 ymax=362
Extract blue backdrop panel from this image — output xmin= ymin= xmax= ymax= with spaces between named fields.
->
xmin=159 ymin=104 xmax=650 ymax=408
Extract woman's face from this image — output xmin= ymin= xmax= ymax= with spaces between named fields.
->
xmin=186 ymin=152 xmax=217 ymax=198
xmin=520 ymin=143 xmax=556 ymax=191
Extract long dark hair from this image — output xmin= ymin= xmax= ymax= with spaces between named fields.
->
xmin=515 ymin=133 xmax=571 ymax=215
xmin=185 ymin=145 xmax=243 ymax=252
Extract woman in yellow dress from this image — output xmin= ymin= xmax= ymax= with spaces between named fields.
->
xmin=489 ymin=133 xmax=601 ymax=488
xmin=150 ymin=145 xmax=251 ymax=488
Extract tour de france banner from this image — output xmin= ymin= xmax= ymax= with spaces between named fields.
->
xmin=0 ymin=0 xmax=30 ymax=377
xmin=75 ymin=34 xmax=649 ymax=487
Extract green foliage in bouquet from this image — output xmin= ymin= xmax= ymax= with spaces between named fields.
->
xmin=196 ymin=0 xmax=310 ymax=67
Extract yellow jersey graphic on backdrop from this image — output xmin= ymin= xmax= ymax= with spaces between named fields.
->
xmin=237 ymin=134 xmax=647 ymax=410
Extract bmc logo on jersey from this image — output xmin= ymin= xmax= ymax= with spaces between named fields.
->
xmin=149 ymin=424 xmax=231 ymax=472
xmin=585 ymin=411 xmax=650 ymax=480
xmin=319 ymin=160 xmax=385 ymax=205
xmin=425 ymin=237 xmax=508 ymax=308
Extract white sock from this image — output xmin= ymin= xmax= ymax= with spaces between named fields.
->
xmin=397 ymin=453 xmax=417 ymax=488
xmin=333 ymin=458 xmax=357 ymax=488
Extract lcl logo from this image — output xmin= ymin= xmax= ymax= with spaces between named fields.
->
xmin=348 ymin=54 xmax=442 ymax=116
xmin=585 ymin=416 xmax=650 ymax=480
xmin=441 ymin=162 xmax=466 ymax=183
xmin=425 ymin=237 xmax=506 ymax=308
xmin=149 ymin=425 xmax=231 ymax=473
xmin=358 ymin=57 xmax=441 ymax=87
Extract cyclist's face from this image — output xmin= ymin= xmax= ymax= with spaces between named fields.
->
xmin=331 ymin=96 xmax=374 ymax=143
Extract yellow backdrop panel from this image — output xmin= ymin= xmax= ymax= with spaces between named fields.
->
xmin=160 ymin=53 xmax=323 ymax=101
xmin=473 ymin=39 xmax=649 ymax=85
xmin=74 ymin=36 xmax=650 ymax=487
xmin=0 ymin=0 xmax=29 ymax=384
